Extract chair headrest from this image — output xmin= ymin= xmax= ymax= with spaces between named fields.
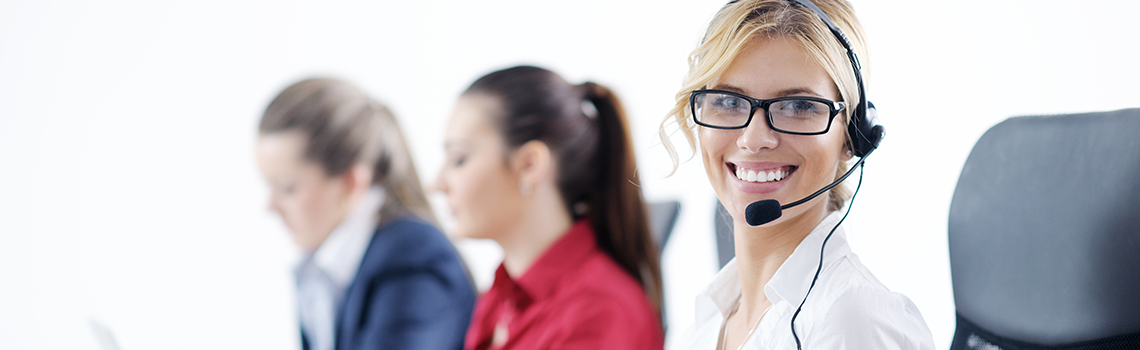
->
xmin=949 ymin=108 xmax=1140 ymax=345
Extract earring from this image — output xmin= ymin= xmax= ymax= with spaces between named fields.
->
xmin=846 ymin=149 xmax=854 ymax=158
xmin=519 ymin=184 xmax=532 ymax=197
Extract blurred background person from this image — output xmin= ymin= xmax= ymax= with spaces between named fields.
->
xmin=434 ymin=66 xmax=664 ymax=350
xmin=256 ymin=78 xmax=475 ymax=350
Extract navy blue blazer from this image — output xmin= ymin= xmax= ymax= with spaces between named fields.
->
xmin=302 ymin=216 xmax=476 ymax=350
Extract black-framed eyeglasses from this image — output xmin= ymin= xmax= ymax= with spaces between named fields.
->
xmin=689 ymin=89 xmax=846 ymax=135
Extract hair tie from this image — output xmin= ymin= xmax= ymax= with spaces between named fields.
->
xmin=572 ymin=201 xmax=590 ymax=216
xmin=581 ymin=99 xmax=598 ymax=119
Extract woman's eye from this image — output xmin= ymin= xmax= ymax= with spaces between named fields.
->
xmin=280 ymin=185 xmax=296 ymax=195
xmin=452 ymin=156 xmax=467 ymax=167
xmin=790 ymin=100 xmax=819 ymax=114
xmin=775 ymin=99 xmax=822 ymax=117
xmin=713 ymin=96 xmax=745 ymax=110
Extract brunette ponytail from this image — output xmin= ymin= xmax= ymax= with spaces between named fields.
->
xmin=580 ymin=82 xmax=662 ymax=314
xmin=464 ymin=66 xmax=662 ymax=314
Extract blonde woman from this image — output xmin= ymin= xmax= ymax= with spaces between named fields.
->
xmin=662 ymin=1 xmax=934 ymax=349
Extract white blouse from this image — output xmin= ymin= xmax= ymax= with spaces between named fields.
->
xmin=674 ymin=212 xmax=935 ymax=350
xmin=294 ymin=187 xmax=385 ymax=350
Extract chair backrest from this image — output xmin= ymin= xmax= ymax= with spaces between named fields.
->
xmin=714 ymin=200 xmax=735 ymax=269
xmin=647 ymin=200 xmax=681 ymax=255
xmin=646 ymin=200 xmax=680 ymax=332
xmin=948 ymin=108 xmax=1140 ymax=349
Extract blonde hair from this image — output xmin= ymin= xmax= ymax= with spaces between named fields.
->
xmin=659 ymin=0 xmax=869 ymax=211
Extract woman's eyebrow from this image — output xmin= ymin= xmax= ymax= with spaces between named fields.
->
xmin=708 ymin=83 xmax=746 ymax=94
xmin=707 ymin=84 xmax=823 ymax=98
xmin=773 ymin=87 xmax=822 ymax=97
xmin=443 ymin=140 xmax=469 ymax=151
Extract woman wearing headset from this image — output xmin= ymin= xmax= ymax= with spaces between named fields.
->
xmin=256 ymin=78 xmax=475 ymax=350
xmin=661 ymin=1 xmax=934 ymax=349
xmin=434 ymin=66 xmax=664 ymax=350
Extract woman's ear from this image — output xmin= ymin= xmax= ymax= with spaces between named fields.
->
xmin=841 ymin=135 xmax=855 ymax=161
xmin=341 ymin=163 xmax=375 ymax=197
xmin=509 ymin=140 xmax=554 ymax=195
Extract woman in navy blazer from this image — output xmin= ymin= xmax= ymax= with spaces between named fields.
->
xmin=256 ymin=78 xmax=475 ymax=350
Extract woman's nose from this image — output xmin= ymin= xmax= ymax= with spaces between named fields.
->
xmin=736 ymin=113 xmax=779 ymax=153
xmin=266 ymin=192 xmax=282 ymax=213
xmin=430 ymin=170 xmax=447 ymax=193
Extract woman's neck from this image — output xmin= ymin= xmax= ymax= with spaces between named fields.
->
xmin=731 ymin=200 xmax=830 ymax=320
xmin=496 ymin=185 xmax=574 ymax=278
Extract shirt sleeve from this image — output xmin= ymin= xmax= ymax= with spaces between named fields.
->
xmin=807 ymin=284 xmax=935 ymax=350
xmin=544 ymin=294 xmax=663 ymax=350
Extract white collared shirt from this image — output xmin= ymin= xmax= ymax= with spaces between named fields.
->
xmin=675 ymin=212 xmax=935 ymax=350
xmin=294 ymin=187 xmax=385 ymax=350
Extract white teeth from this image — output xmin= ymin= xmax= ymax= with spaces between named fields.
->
xmin=733 ymin=166 xmax=790 ymax=183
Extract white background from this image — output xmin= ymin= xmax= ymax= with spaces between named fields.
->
xmin=2 ymin=0 xmax=1138 ymax=349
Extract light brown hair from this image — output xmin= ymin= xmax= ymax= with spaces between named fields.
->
xmin=260 ymin=78 xmax=436 ymax=225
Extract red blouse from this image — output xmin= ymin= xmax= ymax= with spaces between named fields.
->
xmin=464 ymin=219 xmax=664 ymax=350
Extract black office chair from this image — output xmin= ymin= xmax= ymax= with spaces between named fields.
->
xmin=648 ymin=200 xmax=681 ymax=255
xmin=948 ymin=108 xmax=1140 ymax=349
xmin=646 ymin=200 xmax=681 ymax=330
xmin=715 ymin=200 xmax=735 ymax=269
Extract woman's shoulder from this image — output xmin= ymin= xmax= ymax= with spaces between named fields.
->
xmin=815 ymin=253 xmax=916 ymax=312
xmin=571 ymin=251 xmax=649 ymax=300
xmin=361 ymin=216 xmax=466 ymax=275
xmin=371 ymin=216 xmax=450 ymax=250
xmin=805 ymin=254 xmax=934 ymax=348
xmin=548 ymin=252 xmax=658 ymax=325
xmin=542 ymin=255 xmax=663 ymax=347
xmin=375 ymin=215 xmax=441 ymax=234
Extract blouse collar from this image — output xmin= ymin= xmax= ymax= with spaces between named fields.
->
xmin=301 ymin=186 xmax=386 ymax=290
xmin=492 ymin=219 xmax=597 ymax=304
xmin=699 ymin=211 xmax=851 ymax=322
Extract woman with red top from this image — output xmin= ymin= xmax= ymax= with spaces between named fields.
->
xmin=433 ymin=65 xmax=664 ymax=350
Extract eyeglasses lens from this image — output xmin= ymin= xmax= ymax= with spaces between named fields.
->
xmin=693 ymin=91 xmax=833 ymax=133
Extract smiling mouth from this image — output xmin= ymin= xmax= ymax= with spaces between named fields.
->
xmin=727 ymin=163 xmax=797 ymax=183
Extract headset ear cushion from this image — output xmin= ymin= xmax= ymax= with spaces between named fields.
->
xmin=867 ymin=124 xmax=885 ymax=151
xmin=848 ymin=103 xmax=884 ymax=157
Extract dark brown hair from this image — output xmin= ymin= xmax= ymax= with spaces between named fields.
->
xmin=259 ymin=78 xmax=436 ymax=225
xmin=464 ymin=66 xmax=662 ymax=313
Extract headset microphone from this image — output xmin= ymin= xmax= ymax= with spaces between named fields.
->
xmin=743 ymin=149 xmax=872 ymax=226
xmin=744 ymin=200 xmax=782 ymax=226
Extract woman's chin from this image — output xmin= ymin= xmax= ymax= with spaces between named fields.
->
xmin=451 ymin=225 xmax=491 ymax=241
xmin=291 ymin=235 xmax=322 ymax=252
